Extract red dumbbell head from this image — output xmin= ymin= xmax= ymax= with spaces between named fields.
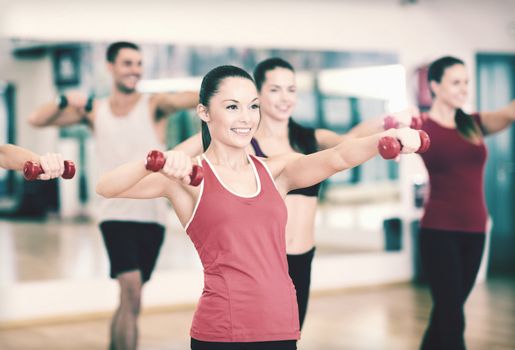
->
xmin=378 ymin=136 xmax=401 ymax=160
xmin=62 ymin=160 xmax=76 ymax=179
xmin=189 ymin=165 xmax=204 ymax=187
xmin=417 ymin=130 xmax=431 ymax=153
xmin=383 ymin=116 xmax=398 ymax=130
xmin=410 ymin=116 xmax=424 ymax=130
xmin=23 ymin=161 xmax=42 ymax=181
xmin=145 ymin=150 xmax=166 ymax=172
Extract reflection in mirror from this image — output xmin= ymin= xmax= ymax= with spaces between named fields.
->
xmin=315 ymin=65 xmax=408 ymax=255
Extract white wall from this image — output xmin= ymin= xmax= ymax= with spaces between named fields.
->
xmin=1 ymin=0 xmax=514 ymax=54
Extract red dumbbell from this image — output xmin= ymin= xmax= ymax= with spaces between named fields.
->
xmin=383 ymin=115 xmax=425 ymax=130
xmin=383 ymin=115 xmax=399 ymax=130
xmin=378 ymin=130 xmax=431 ymax=160
xmin=145 ymin=150 xmax=203 ymax=186
xmin=23 ymin=160 xmax=76 ymax=181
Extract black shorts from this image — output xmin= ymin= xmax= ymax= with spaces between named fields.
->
xmin=100 ymin=221 xmax=165 ymax=283
xmin=191 ymin=338 xmax=297 ymax=350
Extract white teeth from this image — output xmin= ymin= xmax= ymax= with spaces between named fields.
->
xmin=232 ymin=128 xmax=251 ymax=134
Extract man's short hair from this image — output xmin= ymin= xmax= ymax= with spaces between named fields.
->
xmin=106 ymin=42 xmax=140 ymax=63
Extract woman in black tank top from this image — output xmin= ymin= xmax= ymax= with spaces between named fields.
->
xmin=251 ymin=58 xmax=421 ymax=329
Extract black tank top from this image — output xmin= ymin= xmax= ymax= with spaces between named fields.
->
xmin=250 ymin=118 xmax=321 ymax=197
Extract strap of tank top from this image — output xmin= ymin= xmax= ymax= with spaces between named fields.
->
xmin=250 ymin=138 xmax=267 ymax=158
xmin=249 ymin=154 xmax=279 ymax=191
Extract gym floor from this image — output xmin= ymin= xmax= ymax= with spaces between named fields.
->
xmin=0 ymin=277 xmax=513 ymax=350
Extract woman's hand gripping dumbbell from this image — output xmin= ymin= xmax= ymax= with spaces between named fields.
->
xmin=378 ymin=128 xmax=431 ymax=160
xmin=24 ymin=153 xmax=76 ymax=180
xmin=145 ymin=150 xmax=203 ymax=186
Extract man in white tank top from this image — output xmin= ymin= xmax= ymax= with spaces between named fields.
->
xmin=27 ymin=41 xmax=198 ymax=350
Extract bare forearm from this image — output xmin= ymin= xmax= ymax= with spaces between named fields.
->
xmin=156 ymin=91 xmax=199 ymax=116
xmin=28 ymin=92 xmax=89 ymax=127
xmin=282 ymin=130 xmax=392 ymax=191
xmin=28 ymin=102 xmax=65 ymax=127
xmin=173 ymin=132 xmax=202 ymax=157
xmin=96 ymin=160 xmax=151 ymax=198
xmin=345 ymin=106 xmax=421 ymax=139
xmin=176 ymin=91 xmax=200 ymax=110
xmin=455 ymin=100 xmax=515 ymax=135
xmin=333 ymin=132 xmax=388 ymax=170
xmin=0 ymin=144 xmax=40 ymax=170
xmin=486 ymin=100 xmax=515 ymax=134
xmin=346 ymin=118 xmax=384 ymax=138
xmin=317 ymin=119 xmax=384 ymax=150
xmin=283 ymin=128 xmax=419 ymax=192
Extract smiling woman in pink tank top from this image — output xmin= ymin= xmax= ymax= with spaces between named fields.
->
xmin=417 ymin=56 xmax=515 ymax=350
xmin=96 ymin=65 xmax=423 ymax=350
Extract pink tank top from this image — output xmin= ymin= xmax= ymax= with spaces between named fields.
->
xmin=185 ymin=154 xmax=300 ymax=342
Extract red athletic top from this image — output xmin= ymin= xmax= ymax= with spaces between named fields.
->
xmin=420 ymin=114 xmax=488 ymax=233
xmin=185 ymin=154 xmax=300 ymax=342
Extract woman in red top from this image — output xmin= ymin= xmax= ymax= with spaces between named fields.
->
xmin=419 ymin=56 xmax=515 ymax=350
xmin=96 ymin=65 xmax=422 ymax=350
xmin=177 ymin=58 xmax=421 ymax=331
xmin=0 ymin=144 xmax=66 ymax=179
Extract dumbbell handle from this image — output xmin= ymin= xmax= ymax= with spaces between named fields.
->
xmin=378 ymin=130 xmax=431 ymax=160
xmin=23 ymin=160 xmax=76 ymax=181
xmin=145 ymin=150 xmax=203 ymax=186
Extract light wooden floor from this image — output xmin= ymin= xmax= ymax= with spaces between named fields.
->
xmin=0 ymin=201 xmax=389 ymax=285
xmin=1 ymin=277 xmax=513 ymax=350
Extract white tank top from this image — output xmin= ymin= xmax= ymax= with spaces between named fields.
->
xmin=93 ymin=94 xmax=168 ymax=225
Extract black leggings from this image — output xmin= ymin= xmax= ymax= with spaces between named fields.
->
xmin=419 ymin=228 xmax=485 ymax=350
xmin=287 ymin=247 xmax=316 ymax=329
xmin=191 ymin=338 xmax=297 ymax=350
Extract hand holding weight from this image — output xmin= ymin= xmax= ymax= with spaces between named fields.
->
xmin=23 ymin=160 xmax=76 ymax=180
xmin=145 ymin=150 xmax=203 ymax=186
xmin=378 ymin=130 xmax=431 ymax=159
